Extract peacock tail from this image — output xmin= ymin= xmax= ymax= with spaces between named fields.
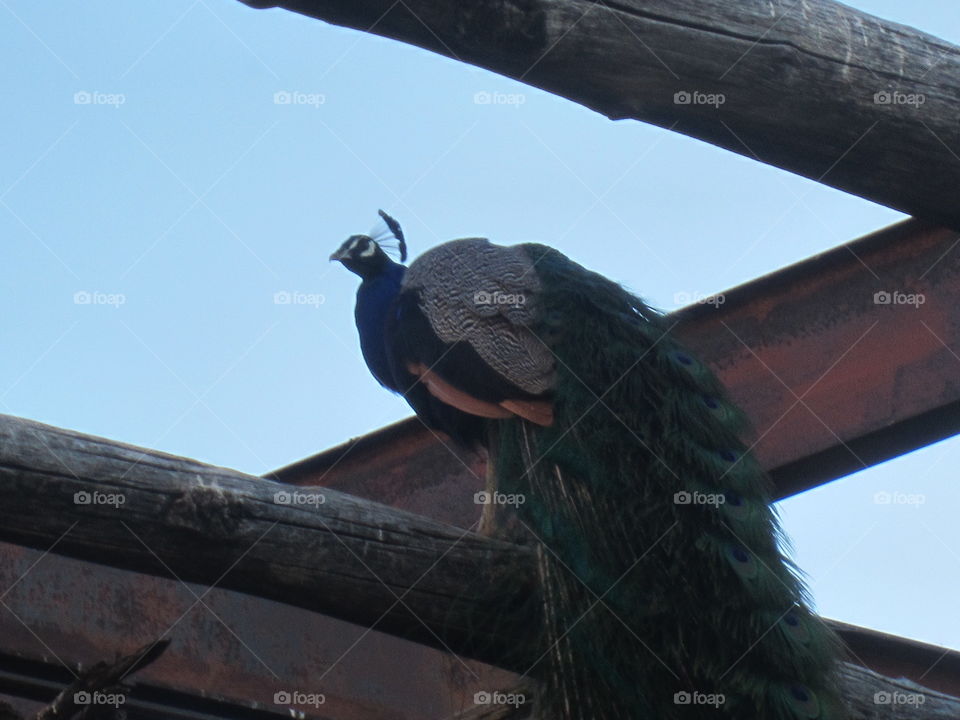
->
xmin=493 ymin=244 xmax=847 ymax=720
xmin=331 ymin=216 xmax=847 ymax=720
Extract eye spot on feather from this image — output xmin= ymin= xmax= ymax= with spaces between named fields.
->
xmin=781 ymin=610 xmax=813 ymax=644
xmin=702 ymin=395 xmax=720 ymax=409
xmin=720 ymin=490 xmax=753 ymax=521
xmin=719 ymin=449 xmax=738 ymax=463
xmin=787 ymin=683 xmax=821 ymax=718
xmin=670 ymin=351 xmax=694 ymax=366
xmin=725 ymin=543 xmax=759 ymax=579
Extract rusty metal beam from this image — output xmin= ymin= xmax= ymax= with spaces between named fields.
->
xmin=0 ymin=647 xmax=329 ymax=720
xmin=0 ymin=541 xmax=504 ymax=720
xmin=274 ymin=219 xmax=960 ymax=501
xmin=675 ymin=218 xmax=960 ymax=496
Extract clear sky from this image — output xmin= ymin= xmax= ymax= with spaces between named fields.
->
xmin=2 ymin=0 xmax=958 ymax=659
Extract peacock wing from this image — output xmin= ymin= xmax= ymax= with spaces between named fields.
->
xmin=397 ymin=238 xmax=555 ymax=423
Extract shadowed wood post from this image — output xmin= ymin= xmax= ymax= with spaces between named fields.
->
xmin=0 ymin=413 xmax=956 ymax=719
xmin=241 ymin=0 xmax=960 ymax=229
xmin=0 ymin=413 xmax=536 ymax=666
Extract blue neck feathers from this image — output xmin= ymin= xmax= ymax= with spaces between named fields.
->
xmin=354 ymin=260 xmax=405 ymax=391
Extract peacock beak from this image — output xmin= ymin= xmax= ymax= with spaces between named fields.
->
xmin=329 ymin=248 xmax=348 ymax=262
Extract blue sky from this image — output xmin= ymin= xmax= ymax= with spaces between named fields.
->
xmin=2 ymin=0 xmax=958 ymax=658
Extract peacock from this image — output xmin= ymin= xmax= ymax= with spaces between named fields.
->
xmin=331 ymin=212 xmax=847 ymax=720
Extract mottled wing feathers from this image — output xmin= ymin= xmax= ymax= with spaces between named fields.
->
xmin=394 ymin=238 xmax=555 ymax=424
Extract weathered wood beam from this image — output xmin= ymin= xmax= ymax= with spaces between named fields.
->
xmin=0 ymin=413 xmax=957 ymax=718
xmin=0 ymin=413 xmax=537 ymax=666
xmin=240 ymin=0 xmax=960 ymax=229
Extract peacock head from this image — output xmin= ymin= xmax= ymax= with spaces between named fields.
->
xmin=329 ymin=234 xmax=391 ymax=279
xmin=330 ymin=210 xmax=407 ymax=279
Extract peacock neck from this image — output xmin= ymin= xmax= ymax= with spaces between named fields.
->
xmin=355 ymin=261 xmax=405 ymax=391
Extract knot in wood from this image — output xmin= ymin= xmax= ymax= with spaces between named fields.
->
xmin=166 ymin=483 xmax=243 ymax=538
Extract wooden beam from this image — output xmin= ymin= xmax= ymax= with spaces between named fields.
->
xmin=0 ymin=413 xmax=536 ymax=666
xmin=1 ymin=412 xmax=957 ymax=719
xmin=240 ymin=0 xmax=960 ymax=228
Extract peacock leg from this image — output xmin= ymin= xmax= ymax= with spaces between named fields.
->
xmin=478 ymin=423 xmax=500 ymax=535
xmin=477 ymin=444 xmax=499 ymax=535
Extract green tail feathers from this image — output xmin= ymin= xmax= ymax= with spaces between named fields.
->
xmin=493 ymin=245 xmax=847 ymax=720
